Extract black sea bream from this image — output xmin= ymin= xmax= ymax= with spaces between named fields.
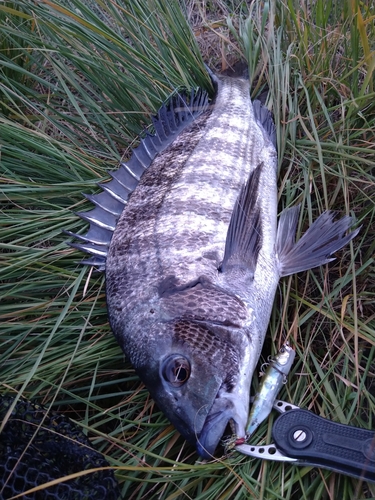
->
xmin=69 ymin=73 xmax=359 ymax=458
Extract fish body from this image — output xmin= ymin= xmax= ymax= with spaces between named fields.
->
xmin=106 ymin=74 xmax=279 ymax=457
xmin=69 ymin=73 xmax=359 ymax=458
xmin=245 ymin=343 xmax=295 ymax=438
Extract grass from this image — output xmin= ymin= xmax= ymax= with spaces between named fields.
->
xmin=1 ymin=0 xmax=375 ymax=498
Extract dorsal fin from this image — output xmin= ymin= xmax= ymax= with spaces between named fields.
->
xmin=67 ymin=88 xmax=210 ymax=270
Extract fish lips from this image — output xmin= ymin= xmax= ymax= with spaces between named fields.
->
xmin=196 ymin=394 xmax=247 ymax=459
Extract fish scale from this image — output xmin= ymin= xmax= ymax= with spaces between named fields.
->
xmin=69 ymin=71 xmax=359 ymax=459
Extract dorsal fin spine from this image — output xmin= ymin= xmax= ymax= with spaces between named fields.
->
xmin=83 ymin=192 xmax=124 ymax=216
xmin=112 ymin=164 xmax=139 ymax=190
xmin=98 ymin=179 xmax=130 ymax=203
xmin=141 ymin=134 xmax=158 ymax=156
xmin=133 ymin=147 xmax=150 ymax=170
xmin=76 ymin=210 xmax=116 ymax=231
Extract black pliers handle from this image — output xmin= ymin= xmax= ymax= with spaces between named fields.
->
xmin=236 ymin=400 xmax=375 ymax=483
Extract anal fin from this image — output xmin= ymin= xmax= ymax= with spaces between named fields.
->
xmin=276 ymin=207 xmax=360 ymax=277
xmin=221 ymin=164 xmax=263 ymax=278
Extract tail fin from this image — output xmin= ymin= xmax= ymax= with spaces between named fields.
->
xmin=276 ymin=206 xmax=360 ymax=277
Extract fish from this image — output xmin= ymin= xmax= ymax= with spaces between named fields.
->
xmin=68 ymin=72 xmax=359 ymax=459
xmin=244 ymin=343 xmax=295 ymax=438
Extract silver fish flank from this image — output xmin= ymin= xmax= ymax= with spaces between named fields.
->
xmin=69 ymin=72 xmax=359 ymax=458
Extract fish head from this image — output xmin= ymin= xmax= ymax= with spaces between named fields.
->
xmin=135 ymin=318 xmax=253 ymax=459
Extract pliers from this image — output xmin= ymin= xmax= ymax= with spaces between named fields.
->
xmin=235 ymin=399 xmax=375 ymax=482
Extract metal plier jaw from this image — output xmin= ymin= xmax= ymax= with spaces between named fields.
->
xmin=235 ymin=400 xmax=375 ymax=483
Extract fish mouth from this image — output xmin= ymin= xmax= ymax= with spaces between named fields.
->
xmin=196 ymin=394 xmax=247 ymax=459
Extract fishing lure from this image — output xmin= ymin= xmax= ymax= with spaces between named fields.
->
xmin=245 ymin=343 xmax=295 ymax=437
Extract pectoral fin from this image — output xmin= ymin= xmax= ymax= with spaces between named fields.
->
xmin=276 ymin=206 xmax=360 ymax=277
xmin=220 ymin=164 xmax=263 ymax=278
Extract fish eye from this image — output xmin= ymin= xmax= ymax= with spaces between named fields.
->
xmin=162 ymin=355 xmax=191 ymax=387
